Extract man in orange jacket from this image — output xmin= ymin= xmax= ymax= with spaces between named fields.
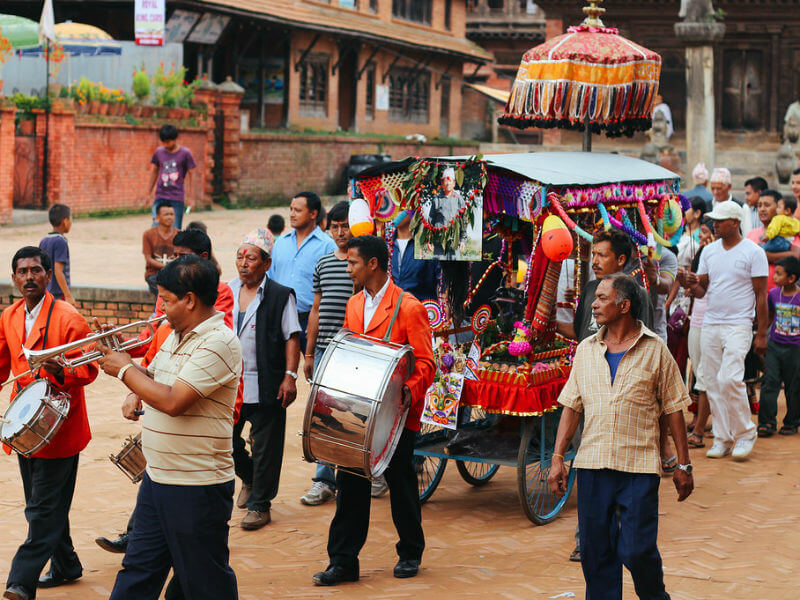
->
xmin=313 ymin=235 xmax=435 ymax=586
xmin=0 ymin=246 xmax=98 ymax=600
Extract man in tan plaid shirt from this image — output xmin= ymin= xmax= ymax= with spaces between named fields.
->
xmin=549 ymin=273 xmax=693 ymax=600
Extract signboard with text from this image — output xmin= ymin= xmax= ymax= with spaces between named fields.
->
xmin=135 ymin=0 xmax=165 ymax=46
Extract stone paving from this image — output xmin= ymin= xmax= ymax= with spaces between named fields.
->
xmin=1 ymin=209 xmax=799 ymax=599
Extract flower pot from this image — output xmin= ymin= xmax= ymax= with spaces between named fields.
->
xmin=19 ymin=120 xmax=35 ymax=135
xmin=167 ymin=107 xmax=181 ymax=119
xmin=89 ymin=100 xmax=101 ymax=114
xmin=98 ymin=102 xmax=109 ymax=115
xmin=130 ymin=104 xmax=143 ymax=118
xmin=76 ymin=101 xmax=89 ymax=115
xmin=141 ymin=105 xmax=154 ymax=118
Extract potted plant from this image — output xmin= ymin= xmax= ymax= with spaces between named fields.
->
xmin=97 ymin=84 xmax=111 ymax=115
xmin=78 ymin=77 xmax=100 ymax=114
xmin=132 ymin=67 xmax=150 ymax=108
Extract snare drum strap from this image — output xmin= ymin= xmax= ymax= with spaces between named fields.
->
xmin=15 ymin=298 xmax=58 ymax=395
xmin=381 ymin=291 xmax=405 ymax=343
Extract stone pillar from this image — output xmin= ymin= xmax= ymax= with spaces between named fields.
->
xmin=0 ymin=106 xmax=16 ymax=225
xmin=675 ymin=20 xmax=724 ymax=175
xmin=216 ymin=77 xmax=244 ymax=205
xmin=193 ymin=80 xmax=218 ymax=206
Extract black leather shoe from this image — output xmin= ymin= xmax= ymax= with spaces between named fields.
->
xmin=393 ymin=559 xmax=420 ymax=578
xmin=312 ymin=565 xmax=359 ymax=586
xmin=95 ymin=533 xmax=129 ymax=554
xmin=38 ymin=569 xmax=82 ymax=588
xmin=3 ymin=585 xmax=32 ymax=600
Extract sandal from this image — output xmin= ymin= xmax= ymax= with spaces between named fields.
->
xmin=687 ymin=432 xmax=705 ymax=448
xmin=779 ymin=425 xmax=798 ymax=436
xmin=758 ymin=424 xmax=776 ymax=438
xmin=661 ymin=455 xmax=678 ymax=473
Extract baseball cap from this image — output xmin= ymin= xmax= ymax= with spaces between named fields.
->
xmin=706 ymin=201 xmax=742 ymax=221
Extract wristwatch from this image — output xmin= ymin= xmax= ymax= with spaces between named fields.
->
xmin=677 ymin=463 xmax=693 ymax=475
xmin=285 ymin=370 xmax=298 ymax=380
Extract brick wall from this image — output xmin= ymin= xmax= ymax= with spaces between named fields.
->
xmin=0 ymin=107 xmax=15 ymax=225
xmin=238 ymin=132 xmax=479 ymax=199
xmin=36 ymin=111 xmax=211 ymax=215
xmin=0 ymin=280 xmax=155 ymax=328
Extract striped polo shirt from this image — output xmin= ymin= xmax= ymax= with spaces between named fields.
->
xmin=144 ymin=311 xmax=243 ymax=486
xmin=313 ymin=252 xmax=354 ymax=353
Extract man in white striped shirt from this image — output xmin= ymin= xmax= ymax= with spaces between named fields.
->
xmin=301 ymin=201 xmax=354 ymax=506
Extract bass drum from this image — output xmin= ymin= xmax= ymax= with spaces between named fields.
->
xmin=302 ymin=330 xmax=414 ymax=480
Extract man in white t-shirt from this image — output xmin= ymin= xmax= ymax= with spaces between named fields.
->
xmin=684 ymin=201 xmax=769 ymax=461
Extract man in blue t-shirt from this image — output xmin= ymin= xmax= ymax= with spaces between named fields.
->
xmin=39 ymin=204 xmax=75 ymax=305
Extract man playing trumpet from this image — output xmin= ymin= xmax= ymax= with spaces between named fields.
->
xmin=97 ymin=255 xmax=242 ymax=600
xmin=0 ymin=246 xmax=98 ymax=600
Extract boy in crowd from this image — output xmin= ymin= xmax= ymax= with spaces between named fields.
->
xmin=268 ymin=214 xmax=285 ymax=237
xmin=146 ymin=124 xmax=196 ymax=230
xmin=143 ymin=203 xmax=179 ymax=296
xmin=758 ymin=257 xmax=800 ymax=437
xmin=760 ymin=196 xmax=800 ymax=253
xmin=39 ymin=203 xmax=75 ymax=305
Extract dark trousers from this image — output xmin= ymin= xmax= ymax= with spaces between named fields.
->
xmin=6 ymin=454 xmax=81 ymax=595
xmin=109 ymin=473 xmax=237 ymax=600
xmin=298 ymin=311 xmax=310 ymax=354
xmin=232 ymin=403 xmax=286 ymax=511
xmin=577 ymin=469 xmax=669 ymax=600
xmin=759 ymin=339 xmax=800 ymax=428
xmin=327 ymin=428 xmax=424 ymax=570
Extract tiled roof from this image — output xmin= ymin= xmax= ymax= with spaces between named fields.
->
xmin=200 ymin=0 xmax=493 ymax=61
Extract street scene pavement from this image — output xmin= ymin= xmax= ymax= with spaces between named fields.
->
xmin=1 ymin=210 xmax=799 ymax=599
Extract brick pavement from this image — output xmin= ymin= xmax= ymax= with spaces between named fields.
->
xmin=1 ymin=211 xmax=799 ymax=599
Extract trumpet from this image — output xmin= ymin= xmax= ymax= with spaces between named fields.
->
xmin=3 ymin=315 xmax=166 ymax=386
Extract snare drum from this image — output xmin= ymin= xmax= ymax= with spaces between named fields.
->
xmin=110 ymin=433 xmax=146 ymax=483
xmin=0 ymin=380 xmax=70 ymax=457
xmin=302 ymin=330 xmax=414 ymax=479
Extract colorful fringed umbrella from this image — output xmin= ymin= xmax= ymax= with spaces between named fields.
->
xmin=498 ymin=0 xmax=661 ymax=139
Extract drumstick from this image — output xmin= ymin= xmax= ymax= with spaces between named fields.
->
xmin=0 ymin=417 xmax=10 ymax=424
xmin=1 ymin=368 xmax=33 ymax=387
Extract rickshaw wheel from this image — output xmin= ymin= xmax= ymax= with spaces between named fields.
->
xmin=455 ymin=406 xmax=499 ymax=486
xmin=456 ymin=460 xmax=499 ymax=486
xmin=517 ymin=413 xmax=576 ymax=525
xmin=416 ymin=422 xmax=448 ymax=503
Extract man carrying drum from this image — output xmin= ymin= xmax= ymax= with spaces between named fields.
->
xmin=0 ymin=246 xmax=98 ymax=600
xmin=97 ymin=255 xmax=242 ymax=600
xmin=312 ymin=235 xmax=435 ymax=586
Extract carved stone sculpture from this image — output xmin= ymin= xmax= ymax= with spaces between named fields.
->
xmin=784 ymin=101 xmax=800 ymax=145
xmin=640 ymin=142 xmax=661 ymax=165
xmin=649 ymin=110 xmax=670 ymax=151
xmin=776 ymin=142 xmax=797 ymax=184
xmin=678 ymin=0 xmax=716 ymax=22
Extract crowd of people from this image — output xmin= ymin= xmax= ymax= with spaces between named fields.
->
xmin=1 ymin=145 xmax=799 ymax=599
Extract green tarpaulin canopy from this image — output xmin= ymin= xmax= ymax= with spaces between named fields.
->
xmin=0 ymin=14 xmax=40 ymax=50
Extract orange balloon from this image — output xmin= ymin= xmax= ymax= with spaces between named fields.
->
xmin=542 ymin=226 xmax=573 ymax=261
xmin=350 ymin=221 xmax=375 ymax=237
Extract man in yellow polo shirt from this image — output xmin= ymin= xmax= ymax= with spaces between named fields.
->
xmin=97 ymin=255 xmax=242 ymax=600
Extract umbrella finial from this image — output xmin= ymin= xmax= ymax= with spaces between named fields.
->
xmin=582 ymin=0 xmax=606 ymax=27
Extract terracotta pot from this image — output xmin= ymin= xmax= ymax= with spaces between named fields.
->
xmin=98 ymin=102 xmax=109 ymax=115
xmin=89 ymin=100 xmax=101 ymax=114
xmin=130 ymin=104 xmax=143 ymax=118
xmin=76 ymin=101 xmax=89 ymax=115
xmin=141 ymin=105 xmax=154 ymax=118
xmin=167 ymin=107 xmax=181 ymax=119
xmin=155 ymin=107 xmax=170 ymax=119
xmin=19 ymin=120 xmax=35 ymax=135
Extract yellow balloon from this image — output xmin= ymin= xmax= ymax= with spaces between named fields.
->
xmin=543 ymin=214 xmax=568 ymax=233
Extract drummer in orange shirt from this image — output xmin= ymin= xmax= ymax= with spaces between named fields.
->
xmin=0 ymin=246 xmax=98 ymax=600
xmin=312 ymin=235 xmax=435 ymax=586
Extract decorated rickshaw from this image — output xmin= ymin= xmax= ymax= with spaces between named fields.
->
xmin=354 ymin=151 xmax=684 ymax=524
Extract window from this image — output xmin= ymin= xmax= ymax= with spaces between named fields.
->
xmin=365 ymin=64 xmax=376 ymax=120
xmin=388 ymin=67 xmax=430 ymax=123
xmin=392 ymin=0 xmax=432 ymax=25
xmin=369 ymin=0 xmax=379 ymax=12
xmin=444 ymin=0 xmax=452 ymax=29
xmin=298 ymin=54 xmax=329 ymax=117
xmin=488 ymin=0 xmax=504 ymax=9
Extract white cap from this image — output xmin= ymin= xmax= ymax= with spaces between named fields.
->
xmin=706 ymin=201 xmax=742 ymax=221
xmin=442 ymin=167 xmax=456 ymax=181
xmin=691 ymin=162 xmax=708 ymax=185
xmin=710 ymin=167 xmax=732 ymax=186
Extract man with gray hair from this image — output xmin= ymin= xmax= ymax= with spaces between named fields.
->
xmin=710 ymin=167 xmax=751 ymax=234
xmin=549 ymin=272 xmax=693 ymax=599
xmin=685 ymin=162 xmax=713 ymax=212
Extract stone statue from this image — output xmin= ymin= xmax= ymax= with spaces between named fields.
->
xmin=678 ymin=0 xmax=716 ymax=22
xmin=775 ymin=142 xmax=796 ymax=184
xmin=649 ymin=110 xmax=670 ymax=151
xmin=640 ymin=142 xmax=661 ymax=165
xmin=784 ymin=101 xmax=800 ymax=144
